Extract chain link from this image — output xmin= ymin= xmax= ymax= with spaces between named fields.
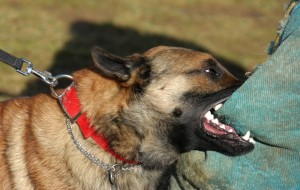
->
xmin=66 ymin=119 xmax=142 ymax=184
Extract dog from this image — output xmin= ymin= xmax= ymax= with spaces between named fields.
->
xmin=0 ymin=46 xmax=254 ymax=190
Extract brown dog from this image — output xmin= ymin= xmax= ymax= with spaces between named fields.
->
xmin=0 ymin=46 xmax=254 ymax=190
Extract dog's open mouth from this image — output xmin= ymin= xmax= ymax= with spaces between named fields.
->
xmin=200 ymin=100 xmax=255 ymax=155
xmin=203 ymin=103 xmax=255 ymax=143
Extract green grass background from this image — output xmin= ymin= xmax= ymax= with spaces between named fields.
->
xmin=0 ymin=0 xmax=287 ymax=100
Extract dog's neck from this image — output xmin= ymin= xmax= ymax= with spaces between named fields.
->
xmin=69 ymin=68 xmax=141 ymax=164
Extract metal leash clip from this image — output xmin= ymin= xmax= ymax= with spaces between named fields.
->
xmin=0 ymin=49 xmax=75 ymax=99
xmin=16 ymin=58 xmax=33 ymax=76
xmin=18 ymin=58 xmax=58 ymax=86
xmin=19 ymin=61 xmax=74 ymax=99
xmin=0 ymin=49 xmax=73 ymax=88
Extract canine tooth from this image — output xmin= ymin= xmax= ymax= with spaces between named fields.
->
xmin=220 ymin=124 xmax=225 ymax=129
xmin=214 ymin=104 xmax=223 ymax=111
xmin=249 ymin=137 xmax=256 ymax=144
xmin=228 ymin=129 xmax=233 ymax=133
xmin=242 ymin=131 xmax=251 ymax=141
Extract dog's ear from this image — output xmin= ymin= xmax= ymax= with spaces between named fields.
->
xmin=92 ymin=46 xmax=145 ymax=82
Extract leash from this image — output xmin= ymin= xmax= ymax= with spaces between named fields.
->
xmin=0 ymin=49 xmax=142 ymax=186
xmin=0 ymin=49 xmax=59 ymax=86
xmin=0 ymin=49 xmax=28 ymax=75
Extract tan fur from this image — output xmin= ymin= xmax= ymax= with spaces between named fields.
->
xmin=0 ymin=46 xmax=241 ymax=189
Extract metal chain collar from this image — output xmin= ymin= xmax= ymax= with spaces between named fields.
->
xmin=66 ymin=118 xmax=142 ymax=185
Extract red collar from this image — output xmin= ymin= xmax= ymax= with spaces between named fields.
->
xmin=59 ymin=83 xmax=139 ymax=165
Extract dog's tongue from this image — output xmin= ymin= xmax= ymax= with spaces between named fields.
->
xmin=203 ymin=118 xmax=239 ymax=137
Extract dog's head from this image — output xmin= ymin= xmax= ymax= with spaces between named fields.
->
xmin=88 ymin=46 xmax=254 ymax=168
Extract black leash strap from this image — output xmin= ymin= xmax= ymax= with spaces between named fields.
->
xmin=0 ymin=49 xmax=57 ymax=85
xmin=0 ymin=49 xmax=32 ymax=76
xmin=0 ymin=48 xmax=74 ymax=93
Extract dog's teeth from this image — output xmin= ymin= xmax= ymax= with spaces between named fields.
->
xmin=228 ymin=129 xmax=233 ymax=133
xmin=213 ymin=104 xmax=223 ymax=111
xmin=249 ymin=137 xmax=256 ymax=144
xmin=212 ymin=118 xmax=219 ymax=124
xmin=205 ymin=111 xmax=211 ymax=117
xmin=242 ymin=131 xmax=251 ymax=141
xmin=205 ymin=111 xmax=214 ymax=120
xmin=220 ymin=124 xmax=225 ymax=129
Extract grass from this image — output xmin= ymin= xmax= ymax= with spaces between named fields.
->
xmin=0 ymin=0 xmax=287 ymax=100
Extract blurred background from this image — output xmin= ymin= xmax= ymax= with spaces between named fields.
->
xmin=0 ymin=0 xmax=287 ymax=100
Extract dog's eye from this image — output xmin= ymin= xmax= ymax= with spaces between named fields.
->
xmin=204 ymin=68 xmax=220 ymax=76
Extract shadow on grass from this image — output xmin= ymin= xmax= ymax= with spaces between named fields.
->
xmin=0 ymin=91 xmax=15 ymax=99
xmin=22 ymin=21 xmax=245 ymax=96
